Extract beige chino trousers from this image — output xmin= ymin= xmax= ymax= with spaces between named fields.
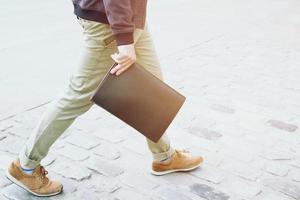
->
xmin=19 ymin=17 xmax=175 ymax=169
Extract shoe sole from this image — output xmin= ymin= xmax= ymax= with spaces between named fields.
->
xmin=151 ymin=161 xmax=203 ymax=176
xmin=5 ymin=170 xmax=63 ymax=197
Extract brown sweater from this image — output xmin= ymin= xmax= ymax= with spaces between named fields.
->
xmin=72 ymin=0 xmax=148 ymax=45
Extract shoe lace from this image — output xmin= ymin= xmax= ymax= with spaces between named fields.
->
xmin=39 ymin=166 xmax=49 ymax=184
xmin=175 ymin=149 xmax=190 ymax=157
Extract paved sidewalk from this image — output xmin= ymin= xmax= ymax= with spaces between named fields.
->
xmin=1 ymin=0 xmax=300 ymax=199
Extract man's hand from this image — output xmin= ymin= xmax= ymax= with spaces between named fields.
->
xmin=110 ymin=44 xmax=136 ymax=76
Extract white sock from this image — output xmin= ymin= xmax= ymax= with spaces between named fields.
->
xmin=20 ymin=164 xmax=35 ymax=175
xmin=159 ymin=156 xmax=171 ymax=163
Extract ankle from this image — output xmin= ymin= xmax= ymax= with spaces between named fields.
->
xmin=19 ymin=164 xmax=35 ymax=175
xmin=156 ymin=156 xmax=172 ymax=164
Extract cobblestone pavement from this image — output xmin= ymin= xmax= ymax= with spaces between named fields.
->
xmin=1 ymin=0 xmax=300 ymax=199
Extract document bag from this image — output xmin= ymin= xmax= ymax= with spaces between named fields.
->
xmin=90 ymin=62 xmax=186 ymax=142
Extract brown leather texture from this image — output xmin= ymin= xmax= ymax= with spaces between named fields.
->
xmin=8 ymin=160 xmax=62 ymax=195
xmin=90 ymin=63 xmax=186 ymax=143
xmin=152 ymin=149 xmax=203 ymax=172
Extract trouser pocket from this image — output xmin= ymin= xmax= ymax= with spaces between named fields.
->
xmin=76 ymin=16 xmax=117 ymax=49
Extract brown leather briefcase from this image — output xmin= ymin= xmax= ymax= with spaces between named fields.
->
xmin=90 ymin=62 xmax=186 ymax=143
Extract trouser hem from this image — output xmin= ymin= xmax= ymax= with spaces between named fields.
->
xmin=152 ymin=146 xmax=176 ymax=162
xmin=19 ymin=151 xmax=41 ymax=169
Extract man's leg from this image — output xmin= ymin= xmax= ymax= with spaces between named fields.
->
xmin=6 ymin=18 xmax=120 ymax=197
xmin=18 ymin=18 xmax=118 ymax=169
xmin=133 ymin=25 xmax=175 ymax=162
xmin=134 ymin=24 xmax=204 ymax=175
xmin=5 ymin=18 xmax=123 ymax=197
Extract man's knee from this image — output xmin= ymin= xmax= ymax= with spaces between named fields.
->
xmin=52 ymin=76 xmax=95 ymax=112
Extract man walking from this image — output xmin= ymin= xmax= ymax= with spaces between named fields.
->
xmin=6 ymin=0 xmax=203 ymax=197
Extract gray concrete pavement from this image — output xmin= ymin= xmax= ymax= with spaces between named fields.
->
xmin=1 ymin=0 xmax=300 ymax=199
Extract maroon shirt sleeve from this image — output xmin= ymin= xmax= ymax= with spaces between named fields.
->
xmin=103 ymin=0 xmax=134 ymax=45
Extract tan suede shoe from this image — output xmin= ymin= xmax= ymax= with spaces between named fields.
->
xmin=151 ymin=149 xmax=203 ymax=175
xmin=6 ymin=159 xmax=63 ymax=197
